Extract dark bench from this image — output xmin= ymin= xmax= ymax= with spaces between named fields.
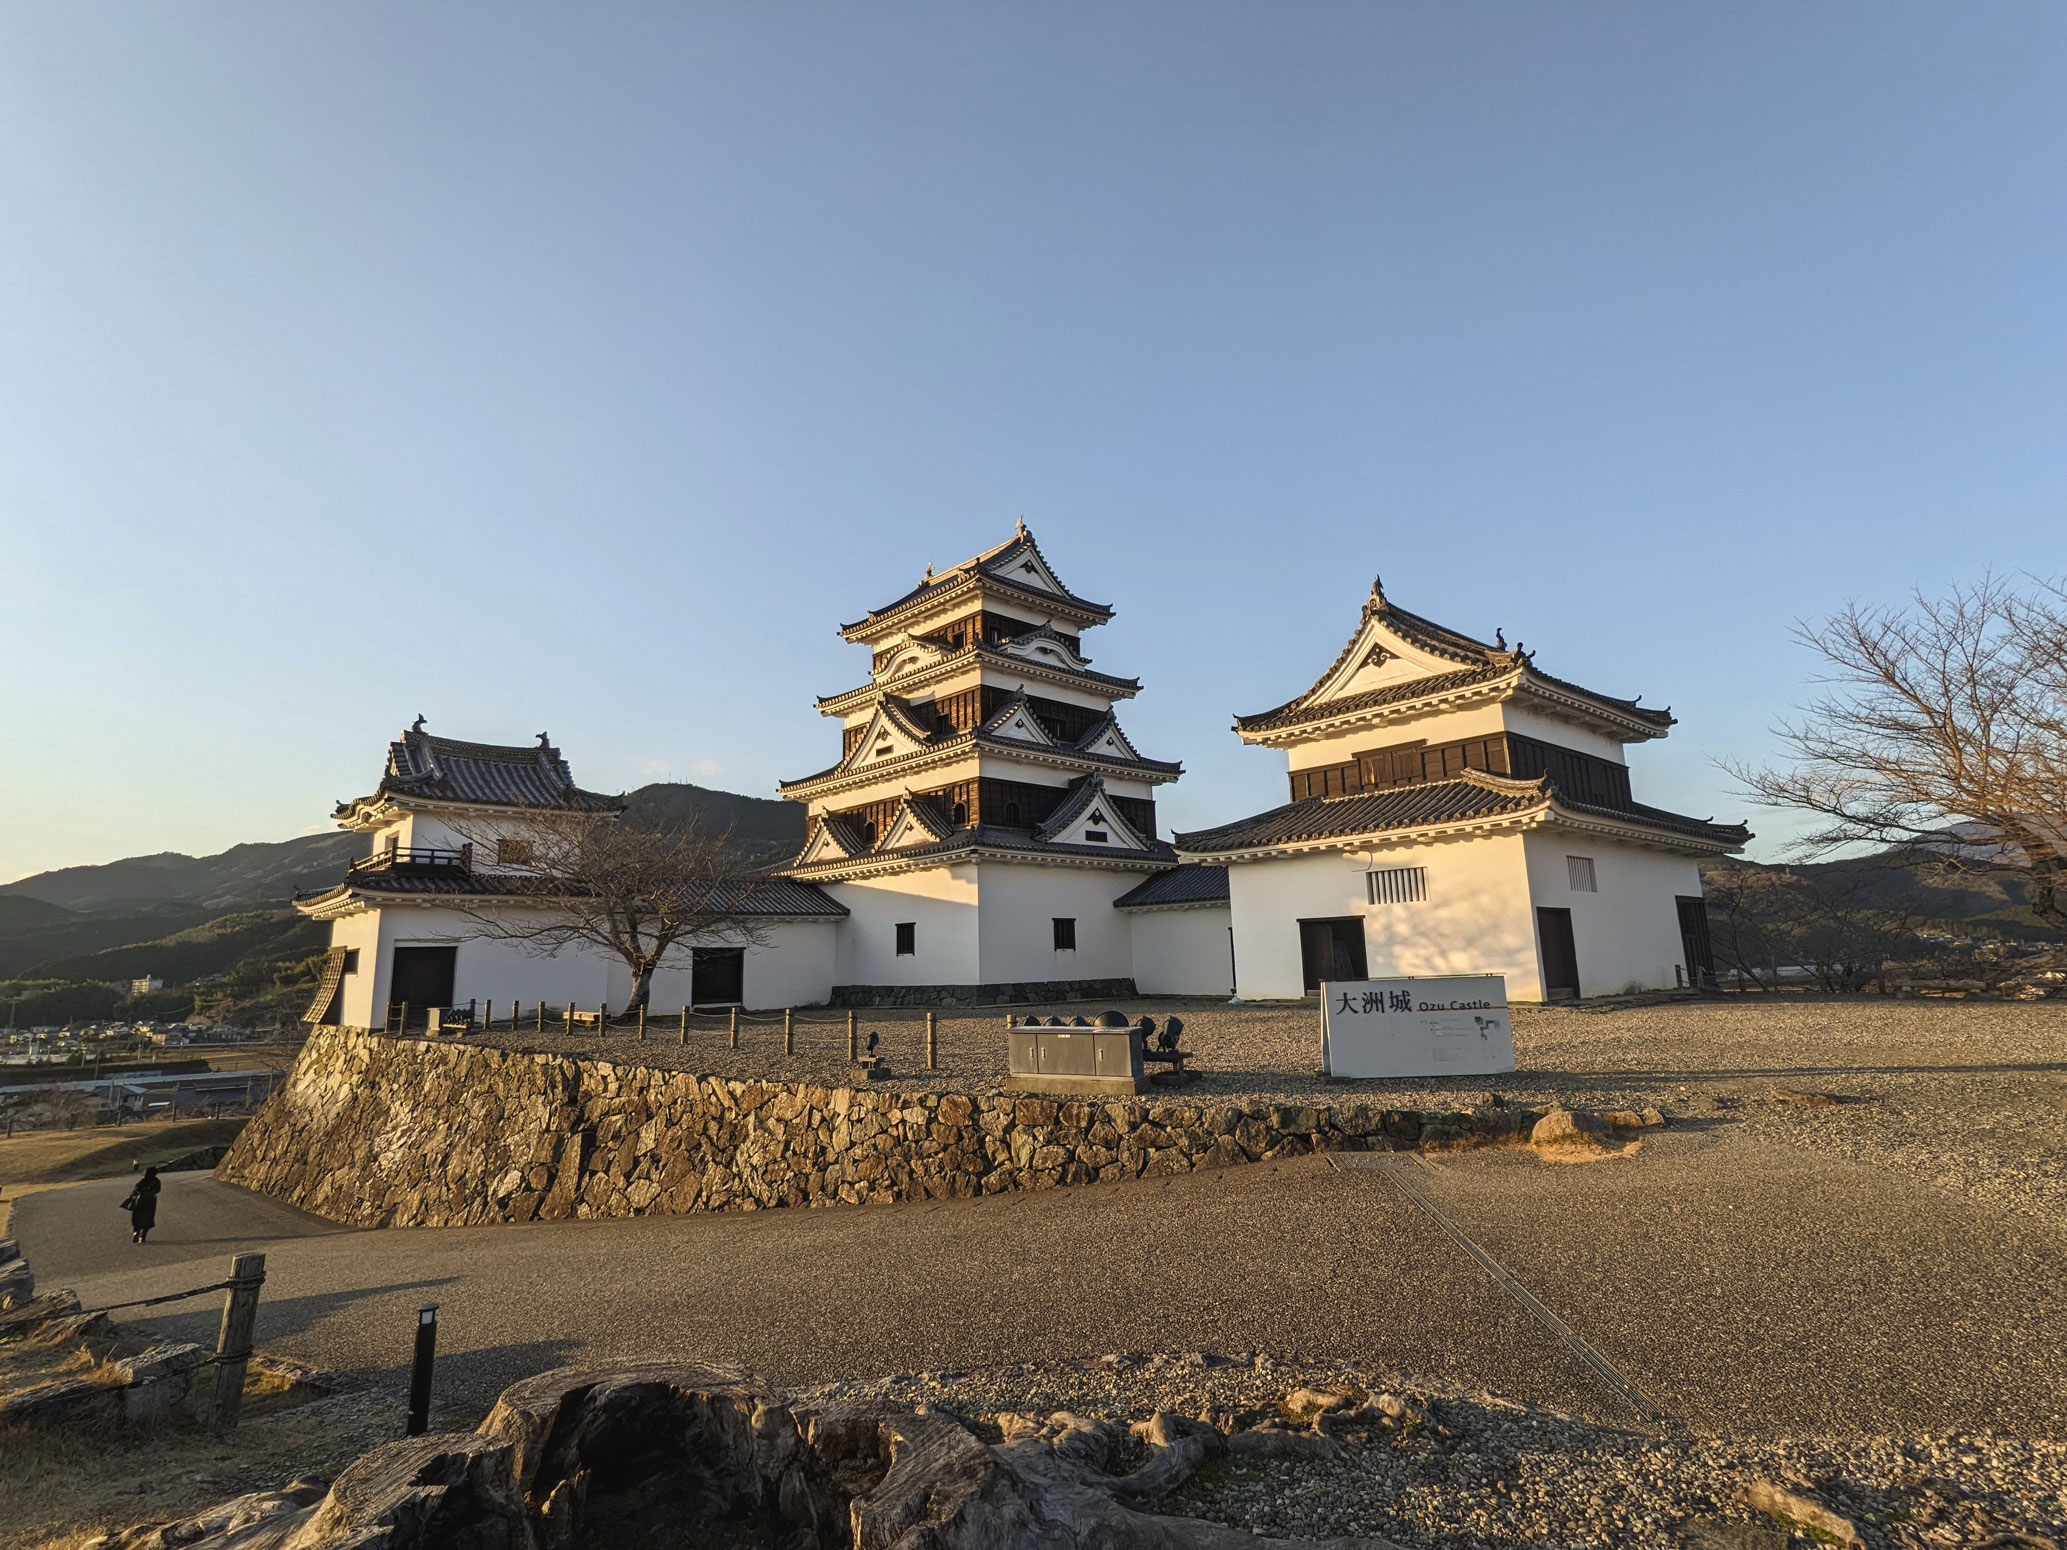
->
xmin=1136 ymin=1016 xmax=1196 ymax=1084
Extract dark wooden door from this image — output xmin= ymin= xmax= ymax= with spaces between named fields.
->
xmin=389 ymin=946 xmax=457 ymax=1022
xmin=692 ymin=947 xmax=745 ymax=1006
xmin=1535 ymin=908 xmax=1579 ymax=1001
xmin=1676 ymin=896 xmax=1716 ymax=989
xmin=1298 ymin=918 xmax=1369 ymax=992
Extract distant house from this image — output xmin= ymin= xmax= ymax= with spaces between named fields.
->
xmin=1169 ymin=579 xmax=1751 ymax=1000
xmin=295 ymin=725 xmax=847 ymax=1024
xmin=128 ymin=976 xmax=162 ymax=995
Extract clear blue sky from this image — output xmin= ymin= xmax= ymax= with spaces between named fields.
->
xmin=4 ymin=4 xmax=2063 ymax=883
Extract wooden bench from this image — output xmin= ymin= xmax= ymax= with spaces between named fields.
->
xmin=568 ymin=1009 xmax=604 ymax=1031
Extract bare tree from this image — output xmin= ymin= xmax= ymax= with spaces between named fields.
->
xmin=444 ymin=812 xmax=773 ymax=1014
xmin=1704 ymin=858 xmax=1920 ymax=992
xmin=1731 ymin=574 xmax=2067 ymax=937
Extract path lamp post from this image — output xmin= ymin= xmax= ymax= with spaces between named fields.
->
xmin=407 ymin=1304 xmax=439 ymax=1436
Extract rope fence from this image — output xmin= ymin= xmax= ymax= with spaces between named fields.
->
xmin=396 ymin=999 xmax=950 ymax=1070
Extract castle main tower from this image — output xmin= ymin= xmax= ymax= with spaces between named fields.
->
xmin=779 ymin=523 xmax=1183 ymax=1003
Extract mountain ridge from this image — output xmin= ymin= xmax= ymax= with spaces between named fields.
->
xmin=0 ymin=782 xmax=806 ymax=914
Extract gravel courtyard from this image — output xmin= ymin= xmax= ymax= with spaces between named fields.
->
xmin=468 ymin=996 xmax=2067 ymax=1220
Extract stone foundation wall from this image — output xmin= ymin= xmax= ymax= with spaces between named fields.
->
xmin=218 ymin=1026 xmax=1538 ymax=1228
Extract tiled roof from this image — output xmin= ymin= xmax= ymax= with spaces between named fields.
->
xmin=1175 ymin=778 xmax=1548 ymax=853
xmin=841 ymin=525 xmax=1112 ymax=635
xmin=297 ymin=869 xmax=848 ymax=917
xmin=342 ymin=725 xmax=623 ymax=818
xmin=1234 ymin=665 xmax=1510 ymax=734
xmin=1113 ymin=864 xmax=1231 ymax=909
xmin=778 ymin=717 xmax=1181 ymax=796
xmin=814 ymin=643 xmax=1142 ymax=712
xmin=783 ymin=821 xmax=1176 ymax=877
xmin=1174 ymin=774 xmax=1748 ymax=855
xmin=1233 ymin=579 xmax=1674 ymax=737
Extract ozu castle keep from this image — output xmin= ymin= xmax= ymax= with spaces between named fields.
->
xmin=297 ymin=525 xmax=1748 ymax=1024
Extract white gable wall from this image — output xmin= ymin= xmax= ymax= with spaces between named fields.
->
xmin=1521 ymin=831 xmax=1703 ymax=995
xmin=1128 ymin=906 xmax=1234 ymax=995
xmin=1225 ymin=832 xmax=1541 ymax=1000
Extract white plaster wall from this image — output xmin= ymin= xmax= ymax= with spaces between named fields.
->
xmin=829 ymin=866 xmax=981 ymax=986
xmin=741 ymin=921 xmax=840 ymax=1009
xmin=1128 ymin=907 xmax=1235 ymax=995
xmin=328 ymin=911 xmax=386 ymax=1028
xmin=332 ymin=906 xmax=839 ymax=1022
xmin=368 ymin=904 xmax=616 ymax=1020
xmin=1499 ymin=705 xmax=1632 ymax=764
xmin=974 ymin=863 xmax=1142 ymax=984
xmin=1522 ymin=832 xmax=1704 ymax=996
xmin=1225 ymin=833 xmax=1540 ymax=1001
xmin=1286 ymin=703 xmax=1511 ymax=771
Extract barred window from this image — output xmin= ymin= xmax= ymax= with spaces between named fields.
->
xmin=1367 ymin=866 xmax=1428 ymax=905
xmin=496 ymin=837 xmax=533 ymax=866
xmin=1567 ymin=855 xmax=1597 ymax=893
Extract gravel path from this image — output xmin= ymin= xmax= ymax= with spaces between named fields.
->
xmin=464 ymin=997 xmax=2067 ymax=1219
xmin=805 ymin=1351 xmax=2067 ymax=1550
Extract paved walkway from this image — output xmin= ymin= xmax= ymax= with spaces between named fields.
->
xmin=17 ymin=1124 xmax=2064 ymax=1437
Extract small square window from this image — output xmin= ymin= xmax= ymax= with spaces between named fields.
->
xmin=1567 ymin=856 xmax=1597 ymax=893
xmin=341 ymin=949 xmax=360 ymax=974
xmin=895 ymin=921 xmax=916 ymax=956
xmin=1083 ymin=830 xmax=1108 ymax=844
xmin=1053 ymin=917 xmax=1077 ymax=952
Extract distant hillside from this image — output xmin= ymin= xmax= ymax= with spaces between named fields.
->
xmin=617 ymin=782 xmax=806 ymax=857
xmin=0 ymin=833 xmax=361 ymax=912
xmin=0 ymin=783 xmax=804 ymax=984
xmin=28 ymin=909 xmax=326 ymax=986
xmin=2 ymin=782 xmax=804 ymax=915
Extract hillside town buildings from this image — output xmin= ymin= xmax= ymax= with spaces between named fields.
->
xmin=296 ymin=529 xmax=1745 ymax=1022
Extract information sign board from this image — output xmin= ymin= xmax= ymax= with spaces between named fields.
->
xmin=1319 ymin=975 xmax=1515 ymax=1079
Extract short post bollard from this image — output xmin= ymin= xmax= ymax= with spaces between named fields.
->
xmin=679 ymin=1006 xmax=689 ymax=1044
xmin=784 ymin=1007 xmax=794 ymax=1055
xmin=926 ymin=1011 xmax=938 ymax=1070
xmin=406 ymin=1304 xmax=439 ymax=1437
xmin=847 ymin=1009 xmax=858 ymax=1061
xmin=563 ymin=1004 xmax=572 ymax=1034
xmin=599 ymin=1001 xmax=609 ymax=1035
xmin=637 ymin=1004 xmax=646 ymax=1040
xmin=200 ymin=1252 xmax=266 ymax=1432
xmin=484 ymin=1000 xmax=493 ymax=1030
xmin=728 ymin=1006 xmax=739 ymax=1050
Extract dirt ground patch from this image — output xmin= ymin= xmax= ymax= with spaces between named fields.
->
xmin=0 ymin=1119 xmax=249 ymax=1191
xmin=0 ymin=1384 xmax=435 ymax=1550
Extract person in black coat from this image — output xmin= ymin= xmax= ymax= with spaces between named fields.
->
xmin=123 ymin=1166 xmax=161 ymax=1244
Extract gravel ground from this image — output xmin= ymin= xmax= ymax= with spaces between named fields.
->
xmin=802 ymin=1351 xmax=2067 ymax=1550
xmin=464 ymin=996 xmax=2067 ymax=1219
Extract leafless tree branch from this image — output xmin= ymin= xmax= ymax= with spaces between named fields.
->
xmin=439 ymin=809 xmax=774 ymax=1012
xmin=1726 ymin=573 xmax=2067 ymax=938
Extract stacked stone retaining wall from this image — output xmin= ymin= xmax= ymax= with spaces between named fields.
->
xmin=219 ymin=1025 xmax=1540 ymax=1228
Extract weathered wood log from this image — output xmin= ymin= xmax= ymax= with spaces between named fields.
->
xmin=80 ymin=1360 xmax=1406 ymax=1550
